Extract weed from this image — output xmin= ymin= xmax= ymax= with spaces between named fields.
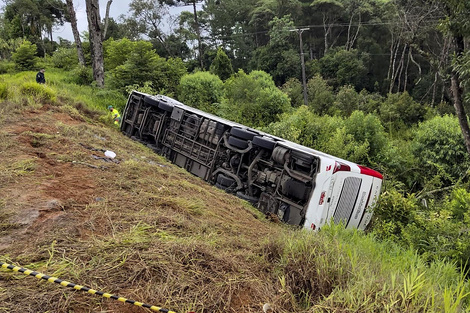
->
xmin=20 ymin=82 xmax=57 ymax=102
xmin=0 ymin=82 xmax=8 ymax=99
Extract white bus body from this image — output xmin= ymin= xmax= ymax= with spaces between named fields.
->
xmin=120 ymin=92 xmax=383 ymax=231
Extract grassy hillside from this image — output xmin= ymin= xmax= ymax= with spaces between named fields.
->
xmin=0 ymin=71 xmax=469 ymax=313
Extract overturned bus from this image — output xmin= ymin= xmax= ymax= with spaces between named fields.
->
xmin=120 ymin=91 xmax=383 ymax=231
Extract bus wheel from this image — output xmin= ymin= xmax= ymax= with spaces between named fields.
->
xmin=228 ymin=136 xmax=249 ymax=149
xmin=217 ymin=174 xmax=236 ymax=187
xmin=158 ymin=101 xmax=174 ymax=112
xmin=230 ymin=127 xmax=257 ymax=140
xmin=236 ymin=191 xmax=259 ymax=204
xmin=143 ymin=96 xmax=159 ymax=106
xmin=252 ymin=136 xmax=276 ymax=150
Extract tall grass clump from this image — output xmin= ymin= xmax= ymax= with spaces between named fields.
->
xmin=0 ymin=82 xmax=8 ymax=99
xmin=262 ymin=224 xmax=469 ymax=312
xmin=20 ymin=82 xmax=56 ymax=102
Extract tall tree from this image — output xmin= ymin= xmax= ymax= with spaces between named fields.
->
xmin=440 ymin=0 xmax=470 ymax=155
xmin=103 ymin=0 xmax=113 ymax=40
xmin=85 ymin=0 xmax=105 ymax=87
xmin=65 ymin=0 xmax=85 ymax=66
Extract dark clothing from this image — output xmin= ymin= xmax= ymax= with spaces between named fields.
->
xmin=36 ymin=71 xmax=45 ymax=84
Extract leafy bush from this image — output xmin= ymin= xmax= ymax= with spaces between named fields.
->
xmin=12 ymin=41 xmax=38 ymax=71
xmin=0 ymin=61 xmax=15 ymax=74
xmin=70 ymin=66 xmax=93 ymax=85
xmin=219 ymin=70 xmax=291 ymax=127
xmin=319 ymin=48 xmax=368 ymax=89
xmin=411 ymin=115 xmax=470 ymax=185
xmin=371 ymin=190 xmax=419 ymax=241
xmin=379 ymin=92 xmax=427 ymax=130
xmin=109 ymin=41 xmax=186 ymax=96
xmin=178 ymin=72 xmax=224 ymax=114
xmin=333 ymin=85 xmax=361 ymax=116
xmin=209 ymin=47 xmax=233 ymax=81
xmin=51 ymin=47 xmax=79 ymax=70
xmin=306 ymin=75 xmax=335 ymax=115
xmin=104 ymin=38 xmax=135 ymax=71
xmin=20 ymin=82 xmax=56 ymax=102
xmin=0 ymin=83 xmax=8 ymax=99
xmin=281 ymin=78 xmax=304 ymax=108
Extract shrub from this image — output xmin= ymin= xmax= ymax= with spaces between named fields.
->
xmin=318 ymin=48 xmax=368 ymax=89
xmin=219 ymin=70 xmax=291 ymax=127
xmin=109 ymin=41 xmax=187 ymax=96
xmin=411 ymin=115 xmax=470 ymax=185
xmin=70 ymin=66 xmax=93 ymax=85
xmin=51 ymin=47 xmax=79 ymax=70
xmin=333 ymin=85 xmax=361 ymax=116
xmin=0 ymin=83 xmax=8 ymax=99
xmin=379 ymin=92 xmax=427 ymax=131
xmin=12 ymin=41 xmax=38 ymax=71
xmin=104 ymin=38 xmax=135 ymax=71
xmin=281 ymin=78 xmax=304 ymax=108
xmin=20 ymin=82 xmax=56 ymax=102
xmin=0 ymin=61 xmax=15 ymax=74
xmin=209 ymin=47 xmax=233 ymax=81
xmin=306 ymin=75 xmax=335 ymax=115
xmin=178 ymin=72 xmax=224 ymax=114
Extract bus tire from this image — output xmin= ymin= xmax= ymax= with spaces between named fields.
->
xmin=158 ymin=101 xmax=174 ymax=112
xmin=143 ymin=96 xmax=159 ymax=107
xmin=230 ymin=127 xmax=257 ymax=140
xmin=228 ymin=136 xmax=248 ymax=150
xmin=252 ymin=136 xmax=276 ymax=150
xmin=236 ymin=191 xmax=259 ymax=204
xmin=217 ymin=174 xmax=236 ymax=187
xmin=215 ymin=182 xmax=227 ymax=190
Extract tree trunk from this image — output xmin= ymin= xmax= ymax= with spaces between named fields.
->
xmin=66 ymin=0 xmax=85 ymax=66
xmin=192 ymin=0 xmax=204 ymax=70
xmin=103 ymin=0 xmax=113 ymax=40
xmin=451 ymin=35 xmax=470 ymax=156
xmin=85 ymin=0 xmax=105 ymax=87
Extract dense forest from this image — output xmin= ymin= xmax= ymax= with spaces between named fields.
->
xmin=1 ymin=0 xmax=470 ymax=275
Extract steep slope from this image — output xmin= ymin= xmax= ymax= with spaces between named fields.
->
xmin=0 ymin=100 xmax=283 ymax=312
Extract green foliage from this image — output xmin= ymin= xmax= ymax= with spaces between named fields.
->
xmin=371 ymin=190 xmax=419 ymax=241
xmin=104 ymin=38 xmax=135 ymax=71
xmin=20 ymin=82 xmax=56 ymax=102
xmin=209 ymin=47 xmax=233 ymax=81
xmin=333 ymin=85 xmax=361 ymax=116
xmin=281 ymin=78 xmax=304 ymax=107
xmin=109 ymin=41 xmax=186 ymax=96
xmin=219 ymin=70 xmax=291 ymax=127
xmin=51 ymin=47 xmax=78 ymax=70
xmin=379 ymin=92 xmax=427 ymax=131
xmin=450 ymin=188 xmax=470 ymax=220
xmin=411 ymin=115 xmax=470 ymax=184
xmin=263 ymin=106 xmax=320 ymax=146
xmin=178 ymin=72 xmax=224 ymax=114
xmin=306 ymin=75 xmax=335 ymax=115
xmin=0 ymin=61 xmax=15 ymax=74
xmin=11 ymin=40 xmax=38 ymax=70
xmin=319 ymin=49 xmax=368 ymax=89
xmin=0 ymin=82 xmax=9 ymax=99
xmin=125 ymin=81 xmax=157 ymax=96
xmin=69 ymin=66 xmax=93 ymax=86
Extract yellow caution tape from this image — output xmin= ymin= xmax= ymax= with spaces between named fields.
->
xmin=0 ymin=261 xmax=177 ymax=313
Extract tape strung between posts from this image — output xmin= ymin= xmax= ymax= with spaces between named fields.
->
xmin=0 ymin=261 xmax=177 ymax=313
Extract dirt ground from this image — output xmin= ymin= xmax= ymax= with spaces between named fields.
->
xmin=0 ymin=103 xmax=283 ymax=313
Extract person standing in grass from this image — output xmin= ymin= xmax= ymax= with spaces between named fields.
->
xmin=108 ymin=105 xmax=121 ymax=125
xmin=36 ymin=69 xmax=46 ymax=84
